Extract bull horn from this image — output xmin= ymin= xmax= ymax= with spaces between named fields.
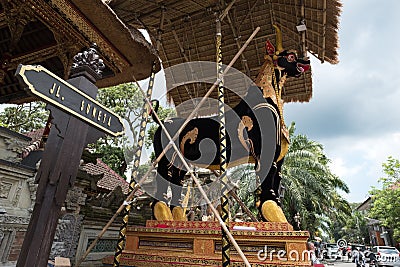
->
xmin=273 ymin=24 xmax=284 ymax=53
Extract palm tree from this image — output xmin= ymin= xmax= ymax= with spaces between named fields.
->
xmin=228 ymin=122 xmax=351 ymax=238
xmin=282 ymin=122 xmax=351 ymax=237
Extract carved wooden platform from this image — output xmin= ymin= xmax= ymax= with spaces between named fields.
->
xmin=102 ymin=221 xmax=311 ymax=267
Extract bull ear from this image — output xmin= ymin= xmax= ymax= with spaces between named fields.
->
xmin=265 ymin=40 xmax=275 ymax=56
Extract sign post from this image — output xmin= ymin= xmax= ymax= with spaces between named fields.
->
xmin=15 ymin=45 xmax=124 ymax=267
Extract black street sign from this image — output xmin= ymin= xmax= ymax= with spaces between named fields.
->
xmin=15 ymin=64 xmax=124 ymax=137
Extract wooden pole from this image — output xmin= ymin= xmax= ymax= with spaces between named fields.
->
xmin=16 ymin=47 xmax=111 ymax=267
xmin=216 ymin=18 xmax=231 ymax=267
xmin=113 ymin=7 xmax=164 ymax=265
xmin=112 ymin=61 xmax=157 ymax=266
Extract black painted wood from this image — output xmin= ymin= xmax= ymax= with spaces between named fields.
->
xmin=17 ymin=72 xmax=106 ymax=267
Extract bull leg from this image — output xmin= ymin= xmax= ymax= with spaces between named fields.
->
xmin=259 ymin=162 xmax=278 ymax=204
xmin=152 ymin=157 xmax=173 ymax=221
xmin=257 ymin=161 xmax=287 ymax=223
xmin=168 ymin=167 xmax=187 ymax=221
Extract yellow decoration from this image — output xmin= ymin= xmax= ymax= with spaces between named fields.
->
xmin=261 ymin=200 xmax=287 ymax=223
xmin=172 ymin=206 xmax=187 ymax=221
xmin=154 ymin=201 xmax=173 ymax=221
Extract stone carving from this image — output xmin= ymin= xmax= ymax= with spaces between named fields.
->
xmin=65 ymin=187 xmax=87 ymax=213
xmin=12 ymin=180 xmax=23 ymax=206
xmin=0 ymin=181 xmax=12 ymax=199
xmin=72 ymin=44 xmax=105 ymax=76
xmin=26 ymin=177 xmax=38 ymax=212
xmin=0 ymin=215 xmax=30 ymax=225
xmin=50 ymin=213 xmax=83 ymax=261
xmin=88 ymin=186 xmax=125 ymax=209
xmin=3 ymin=138 xmax=27 ymax=163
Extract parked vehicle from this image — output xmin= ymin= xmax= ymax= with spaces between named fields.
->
xmin=371 ymin=246 xmax=400 ymax=267
xmin=322 ymin=243 xmax=340 ymax=260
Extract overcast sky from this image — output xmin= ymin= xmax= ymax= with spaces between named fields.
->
xmin=285 ymin=0 xmax=400 ymax=202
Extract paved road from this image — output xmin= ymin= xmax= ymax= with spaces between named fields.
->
xmin=322 ymin=260 xmax=372 ymax=267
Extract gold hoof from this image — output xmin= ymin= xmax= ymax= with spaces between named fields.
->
xmin=154 ymin=201 xmax=173 ymax=221
xmin=172 ymin=206 xmax=187 ymax=221
xmin=261 ymin=200 xmax=287 ymax=222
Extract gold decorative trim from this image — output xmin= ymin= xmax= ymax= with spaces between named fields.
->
xmin=103 ymin=254 xmax=311 ymax=267
xmin=130 ymin=227 xmax=309 ymax=238
xmin=145 ymin=220 xmax=296 ymax=232
xmin=180 ymin=127 xmax=198 ymax=154
xmin=48 ymin=0 xmax=129 ymax=71
xmin=16 ymin=64 xmax=124 ymax=136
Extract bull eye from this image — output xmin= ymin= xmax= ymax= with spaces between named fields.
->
xmin=287 ymin=54 xmax=296 ymax=62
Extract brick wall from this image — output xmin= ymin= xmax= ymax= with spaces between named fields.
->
xmin=8 ymin=231 xmax=26 ymax=262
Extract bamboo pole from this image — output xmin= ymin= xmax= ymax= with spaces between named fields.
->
xmin=112 ymin=62 xmax=157 ymax=267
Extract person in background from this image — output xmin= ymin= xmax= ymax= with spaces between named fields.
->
xmin=307 ymin=242 xmax=321 ymax=265
xmin=352 ymin=247 xmax=365 ymax=267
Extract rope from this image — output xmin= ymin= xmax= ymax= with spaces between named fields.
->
xmin=112 ymin=61 xmax=157 ymax=267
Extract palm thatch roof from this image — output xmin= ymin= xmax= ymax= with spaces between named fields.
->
xmin=108 ymin=0 xmax=342 ymax=115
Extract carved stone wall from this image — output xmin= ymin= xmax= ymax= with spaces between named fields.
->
xmin=50 ymin=213 xmax=84 ymax=263
xmin=74 ymin=224 xmax=121 ymax=267
xmin=0 ymin=128 xmax=36 ymax=266
xmin=0 ymin=127 xmax=145 ymax=266
xmin=0 ymin=127 xmax=31 ymax=164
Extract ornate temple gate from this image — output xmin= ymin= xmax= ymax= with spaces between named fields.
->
xmin=0 ymin=1 xmax=158 ymax=265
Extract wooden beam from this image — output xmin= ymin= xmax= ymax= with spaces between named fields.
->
xmin=237 ymin=0 xmax=259 ymax=33
xmin=299 ymin=0 xmax=307 ymax=58
xmin=225 ymin=7 xmax=251 ymax=76
xmin=321 ymin=0 xmax=327 ymax=63
xmin=219 ymin=0 xmax=237 ymax=21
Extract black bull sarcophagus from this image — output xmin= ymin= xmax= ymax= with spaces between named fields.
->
xmin=150 ymin=26 xmax=310 ymax=222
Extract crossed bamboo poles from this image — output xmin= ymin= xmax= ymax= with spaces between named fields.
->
xmin=76 ymin=26 xmax=260 ymax=267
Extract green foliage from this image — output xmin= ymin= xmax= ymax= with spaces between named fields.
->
xmin=89 ymin=83 xmax=146 ymax=178
xmin=145 ymin=105 xmax=176 ymax=149
xmin=88 ymin=137 xmax=128 ymax=179
xmin=368 ymin=156 xmax=400 ymax=242
xmin=336 ymin=208 xmax=370 ymax=244
xmin=0 ymin=102 xmax=48 ymax=133
xmin=93 ymin=83 xmax=175 ymax=178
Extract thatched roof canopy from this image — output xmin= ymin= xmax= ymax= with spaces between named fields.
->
xmin=108 ymin=0 xmax=341 ymax=115
xmin=0 ymin=0 xmax=159 ymax=104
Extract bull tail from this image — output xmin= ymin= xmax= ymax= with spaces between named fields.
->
xmin=149 ymin=99 xmax=161 ymax=124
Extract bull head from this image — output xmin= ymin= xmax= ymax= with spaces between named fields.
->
xmin=265 ymin=25 xmax=310 ymax=78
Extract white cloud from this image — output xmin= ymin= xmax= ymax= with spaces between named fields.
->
xmin=318 ymin=132 xmax=400 ymax=202
xmin=284 ymin=0 xmax=400 ymax=203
